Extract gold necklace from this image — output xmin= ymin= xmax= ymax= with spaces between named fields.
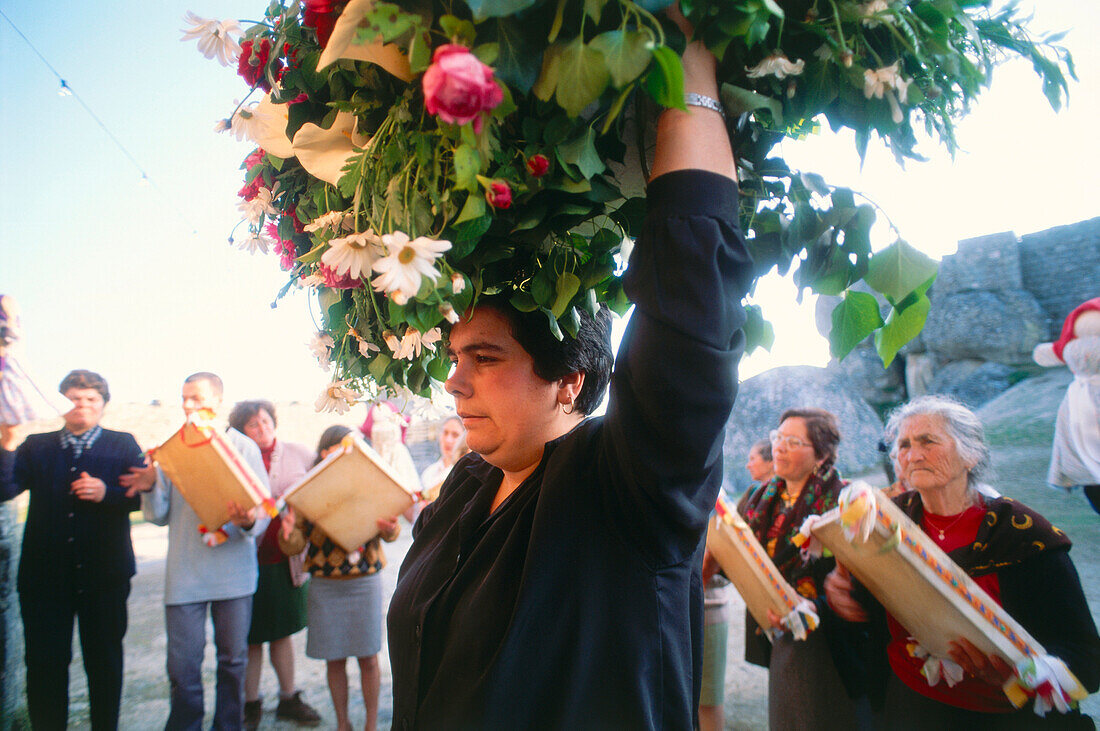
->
xmin=924 ymin=509 xmax=970 ymax=540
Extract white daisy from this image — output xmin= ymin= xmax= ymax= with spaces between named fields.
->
xmin=237 ymin=230 xmax=273 ymax=255
xmin=450 ymin=272 xmax=466 ymax=294
xmin=213 ymin=118 xmax=232 ymax=133
xmin=237 ymin=185 xmax=278 ymax=225
xmin=746 ymin=52 xmax=805 ymax=79
xmin=371 ymin=232 xmax=452 ymax=301
xmin=308 ymin=332 xmax=335 ymax=369
xmin=315 ymin=379 xmax=360 ymax=414
xmin=358 ymin=340 xmax=380 ymax=357
xmin=180 ymin=12 xmax=242 ymax=66
xmin=440 ymin=303 xmax=460 ymax=324
xmin=229 ymin=103 xmax=262 ymax=143
xmin=304 ymin=210 xmax=347 ymax=233
xmin=393 ymin=327 xmax=442 ymax=361
xmin=322 ymin=229 xmax=384 ymax=279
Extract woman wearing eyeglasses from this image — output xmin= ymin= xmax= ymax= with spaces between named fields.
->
xmin=738 ymin=407 xmax=859 ymax=730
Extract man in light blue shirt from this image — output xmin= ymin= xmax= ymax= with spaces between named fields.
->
xmin=123 ymin=372 xmax=269 ymax=730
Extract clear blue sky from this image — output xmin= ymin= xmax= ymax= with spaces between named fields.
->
xmin=1 ymin=1 xmax=1096 ymax=405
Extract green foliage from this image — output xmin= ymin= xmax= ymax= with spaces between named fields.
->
xmin=220 ymin=0 xmax=1072 ymax=397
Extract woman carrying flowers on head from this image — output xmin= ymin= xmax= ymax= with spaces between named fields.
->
xmin=386 ymin=8 xmax=754 ymax=728
xmin=278 ymin=425 xmax=403 ymax=731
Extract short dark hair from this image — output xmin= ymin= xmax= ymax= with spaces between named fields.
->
xmin=478 ymin=295 xmax=613 ymax=415
xmin=752 ymin=438 xmax=773 ymax=462
xmin=314 ymin=425 xmax=353 ymax=465
xmin=59 ymin=370 xmax=110 ymax=403
xmin=228 ymin=400 xmax=277 ymax=433
xmin=778 ymin=407 xmax=841 ymax=468
xmin=184 ymin=372 xmax=223 ymax=397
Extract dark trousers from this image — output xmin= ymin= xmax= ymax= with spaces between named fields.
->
xmin=20 ymin=580 xmax=131 ymax=731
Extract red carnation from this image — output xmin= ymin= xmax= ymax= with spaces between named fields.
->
xmin=238 ymin=38 xmax=273 ymax=92
xmin=485 ymin=181 xmax=512 ymax=209
xmin=243 ymin=149 xmax=265 ymax=171
xmin=526 ymin=154 xmax=550 ymax=178
xmin=238 ymin=178 xmax=262 ymax=202
xmin=319 ymin=263 xmax=361 ymax=289
xmin=422 ymin=44 xmax=503 ymax=133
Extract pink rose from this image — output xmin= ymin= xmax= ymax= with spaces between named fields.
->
xmin=526 ymin=153 xmax=550 ymax=178
xmin=485 ymin=181 xmax=512 ymax=209
xmin=422 ymin=44 xmax=503 ymax=132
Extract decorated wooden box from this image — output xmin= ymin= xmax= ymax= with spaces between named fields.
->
xmin=281 ymin=436 xmax=416 ymax=552
xmin=706 ymin=494 xmax=818 ymax=639
xmin=154 ymin=418 xmax=271 ymax=530
xmin=805 ymin=484 xmax=1086 ymax=711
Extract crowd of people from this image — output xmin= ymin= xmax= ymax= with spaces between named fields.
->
xmin=0 ymin=14 xmax=1098 ymax=730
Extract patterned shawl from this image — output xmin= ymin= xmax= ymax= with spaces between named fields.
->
xmin=894 ymin=492 xmax=1071 ymax=576
xmin=739 ymin=466 xmax=846 ymax=598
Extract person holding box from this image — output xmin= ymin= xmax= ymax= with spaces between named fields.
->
xmin=122 ymin=372 xmax=270 ymax=730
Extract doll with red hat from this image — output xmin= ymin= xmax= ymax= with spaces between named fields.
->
xmin=1033 ymin=297 xmax=1100 ymax=514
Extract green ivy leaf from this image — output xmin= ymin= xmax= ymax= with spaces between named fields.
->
xmin=453 ymin=144 xmax=481 ymax=192
xmin=557 ymin=128 xmax=606 ymax=180
xmin=742 ymin=305 xmax=775 ymax=354
xmin=720 ymin=84 xmax=782 ymax=123
xmin=426 ymin=355 xmax=453 ymax=382
xmin=510 ymin=291 xmax=538 ymax=312
xmin=556 ymin=38 xmax=610 ymax=116
xmin=551 ymin=272 xmax=581 ymax=317
xmin=644 ymin=46 xmax=684 ymax=109
xmin=494 ymin=19 xmax=545 ymax=93
xmin=369 ymin=353 xmax=392 ymax=381
xmin=874 ymin=292 xmax=930 ymax=367
xmin=864 ymin=239 xmax=939 ymax=304
xmin=562 ymin=305 xmax=582 ymax=338
xmin=541 ymin=307 xmax=564 ymax=340
xmin=590 ymin=30 xmax=652 ymax=88
xmin=585 ymin=0 xmax=611 ymax=21
xmin=829 ymin=291 xmax=884 ymax=360
xmin=533 ymin=42 xmax=564 ymax=102
xmin=532 ymin=270 xmax=555 ymax=308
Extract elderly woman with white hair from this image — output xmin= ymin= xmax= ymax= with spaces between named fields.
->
xmin=826 ymin=395 xmax=1100 ymax=728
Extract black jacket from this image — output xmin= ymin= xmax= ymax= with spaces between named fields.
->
xmin=387 ymin=170 xmax=752 ymax=730
xmin=0 ymin=428 xmax=144 ymax=594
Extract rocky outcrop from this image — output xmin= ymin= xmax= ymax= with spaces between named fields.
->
xmin=922 ymin=289 xmax=1049 ymax=364
xmin=929 ymin=360 xmax=1017 ymax=409
xmin=723 ymin=366 xmax=885 ymax=492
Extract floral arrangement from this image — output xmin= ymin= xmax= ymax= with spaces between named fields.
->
xmin=185 ymin=0 xmax=1072 ymax=407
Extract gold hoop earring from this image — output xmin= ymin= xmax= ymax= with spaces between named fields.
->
xmin=562 ymin=401 xmax=575 ymax=415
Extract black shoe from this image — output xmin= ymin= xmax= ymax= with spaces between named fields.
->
xmin=244 ymin=699 xmax=262 ymax=730
xmin=275 ymin=691 xmax=322 ymax=727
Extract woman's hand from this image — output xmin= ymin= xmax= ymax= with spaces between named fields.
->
xmin=701 ymin=549 xmax=721 ymax=584
xmin=377 ymin=516 xmax=400 ymax=542
xmin=825 ymin=563 xmax=869 ymax=622
xmin=227 ymin=501 xmax=256 ymax=530
xmin=948 ymin=637 xmax=1014 ymax=686
xmin=765 ymin=607 xmax=785 ymax=631
xmin=280 ymin=506 xmax=297 ymax=540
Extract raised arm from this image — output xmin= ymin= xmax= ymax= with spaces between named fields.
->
xmin=649 ymin=12 xmax=735 ymax=182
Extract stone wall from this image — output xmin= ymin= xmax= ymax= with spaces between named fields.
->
xmin=1018 ymin=218 xmax=1100 ymax=335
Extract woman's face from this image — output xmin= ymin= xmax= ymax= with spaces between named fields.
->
xmin=243 ymin=408 xmax=276 ymax=450
xmin=771 ymin=417 xmax=821 ymax=485
xmin=438 ymin=418 xmax=465 ymax=461
xmin=745 ymin=445 xmax=774 ymax=483
xmin=444 ymin=307 xmax=565 ymax=474
xmin=319 ymin=443 xmax=342 ymax=460
xmin=894 ymin=414 xmax=970 ymax=498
